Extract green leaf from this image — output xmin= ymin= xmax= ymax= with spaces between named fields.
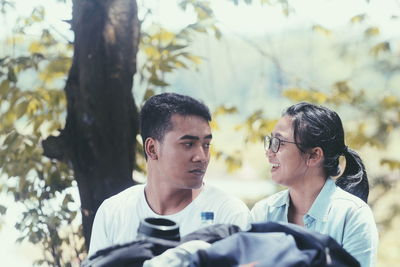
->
xmin=149 ymin=76 xmax=169 ymax=87
xmin=16 ymin=100 xmax=29 ymax=118
xmin=7 ymin=67 xmax=17 ymax=82
xmin=0 ymin=80 xmax=10 ymax=95
xmin=0 ymin=205 xmax=7 ymax=215
xmin=370 ymin=42 xmax=390 ymax=56
xmin=165 ymin=44 xmax=187 ymax=51
xmin=62 ymin=193 xmax=73 ymax=206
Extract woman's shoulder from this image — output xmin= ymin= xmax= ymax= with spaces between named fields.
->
xmin=253 ymin=189 xmax=289 ymax=209
xmin=331 ymin=185 xmax=369 ymax=210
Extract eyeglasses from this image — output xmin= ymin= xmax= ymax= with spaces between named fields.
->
xmin=264 ymin=135 xmax=299 ymax=153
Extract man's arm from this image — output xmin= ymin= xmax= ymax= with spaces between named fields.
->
xmin=88 ymin=202 xmax=110 ymax=257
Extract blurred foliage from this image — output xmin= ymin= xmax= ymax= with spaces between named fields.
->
xmin=1 ymin=0 xmax=399 ymax=266
xmin=0 ymin=3 xmax=83 ymax=265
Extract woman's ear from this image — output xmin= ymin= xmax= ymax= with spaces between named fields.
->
xmin=144 ymin=138 xmax=158 ymax=160
xmin=306 ymin=147 xmax=324 ymax=167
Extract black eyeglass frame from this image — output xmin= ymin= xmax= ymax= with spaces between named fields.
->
xmin=264 ymin=135 xmax=300 ymax=153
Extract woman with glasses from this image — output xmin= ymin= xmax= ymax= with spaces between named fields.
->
xmin=250 ymin=102 xmax=378 ymax=267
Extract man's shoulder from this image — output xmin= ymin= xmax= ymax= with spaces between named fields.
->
xmin=201 ymin=184 xmax=249 ymax=210
xmin=202 ymin=184 xmax=239 ymax=200
xmin=102 ymin=184 xmax=145 ymax=207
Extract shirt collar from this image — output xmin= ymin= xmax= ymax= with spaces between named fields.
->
xmin=307 ymin=178 xmax=336 ymax=222
xmin=269 ymin=189 xmax=290 ymax=208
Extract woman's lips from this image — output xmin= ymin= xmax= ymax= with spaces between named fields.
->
xmin=271 ymin=163 xmax=280 ymax=172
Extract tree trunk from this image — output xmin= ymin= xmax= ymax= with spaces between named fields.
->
xmin=43 ymin=0 xmax=140 ymax=249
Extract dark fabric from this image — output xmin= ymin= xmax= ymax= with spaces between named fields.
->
xmin=82 ymin=222 xmax=359 ymax=267
xmin=250 ymin=222 xmax=360 ymax=267
xmin=181 ymin=223 xmax=241 ymax=244
xmin=192 ymin=232 xmax=322 ymax=267
xmin=81 ymin=237 xmax=179 ymax=267
xmin=190 ymin=222 xmax=360 ymax=267
xmin=82 ymin=224 xmax=240 ymax=267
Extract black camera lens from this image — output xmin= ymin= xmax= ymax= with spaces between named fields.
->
xmin=138 ymin=217 xmax=180 ymax=241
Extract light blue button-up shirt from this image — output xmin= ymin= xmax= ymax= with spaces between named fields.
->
xmin=251 ymin=178 xmax=378 ymax=267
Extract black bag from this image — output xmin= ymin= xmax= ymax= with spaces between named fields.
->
xmin=190 ymin=222 xmax=360 ymax=267
xmin=82 ymin=222 xmax=359 ymax=267
xmin=82 ymin=224 xmax=240 ymax=267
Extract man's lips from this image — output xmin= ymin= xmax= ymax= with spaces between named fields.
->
xmin=189 ymin=169 xmax=206 ymax=174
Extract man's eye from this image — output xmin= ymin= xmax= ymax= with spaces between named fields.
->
xmin=183 ymin=142 xmax=194 ymax=147
xmin=204 ymin=143 xmax=211 ymax=148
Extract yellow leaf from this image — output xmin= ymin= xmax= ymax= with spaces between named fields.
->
xmin=365 ymin=27 xmax=380 ymax=37
xmin=27 ymin=98 xmax=40 ymax=114
xmin=209 ymin=120 xmax=219 ymax=130
xmin=151 ymin=29 xmax=175 ymax=44
xmin=311 ymin=91 xmax=328 ymax=104
xmin=6 ymin=36 xmax=24 ymax=45
xmin=283 ymin=88 xmax=310 ymax=101
xmin=370 ymin=42 xmax=390 ymax=56
xmin=350 ymin=14 xmax=366 ymax=23
xmin=225 ymin=154 xmax=242 ymax=173
xmin=28 ymin=41 xmax=45 ymax=53
xmin=380 ymin=159 xmax=400 ymax=170
xmin=213 ymin=105 xmax=238 ymax=116
xmin=186 ymin=54 xmax=202 ymax=65
xmin=143 ymin=46 xmax=160 ymax=59
xmin=312 ymin=25 xmax=331 ymax=36
xmin=382 ymin=95 xmax=399 ymax=108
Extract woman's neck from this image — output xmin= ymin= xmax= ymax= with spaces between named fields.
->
xmin=288 ymin=175 xmax=326 ymax=225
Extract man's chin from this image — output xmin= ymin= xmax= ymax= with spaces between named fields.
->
xmin=184 ymin=179 xmax=204 ymax=190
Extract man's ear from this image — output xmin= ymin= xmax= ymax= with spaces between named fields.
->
xmin=306 ymin=147 xmax=324 ymax=167
xmin=144 ymin=138 xmax=158 ymax=160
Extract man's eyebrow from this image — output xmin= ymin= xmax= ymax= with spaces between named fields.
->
xmin=179 ymin=135 xmax=199 ymax=140
xmin=179 ymin=134 xmax=213 ymax=140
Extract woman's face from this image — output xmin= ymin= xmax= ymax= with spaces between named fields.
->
xmin=267 ymin=116 xmax=310 ymax=187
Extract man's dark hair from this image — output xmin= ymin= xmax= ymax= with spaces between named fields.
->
xmin=139 ymin=93 xmax=211 ymax=158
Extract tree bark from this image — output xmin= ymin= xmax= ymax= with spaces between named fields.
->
xmin=43 ymin=0 xmax=140 ymax=249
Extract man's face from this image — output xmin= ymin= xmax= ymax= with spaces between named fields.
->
xmin=155 ymin=114 xmax=212 ymax=190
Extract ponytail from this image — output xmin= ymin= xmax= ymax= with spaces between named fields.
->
xmin=335 ymin=147 xmax=369 ymax=203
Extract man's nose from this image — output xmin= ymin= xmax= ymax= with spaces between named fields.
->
xmin=192 ymin=146 xmax=208 ymax=162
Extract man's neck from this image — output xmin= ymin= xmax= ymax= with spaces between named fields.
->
xmin=144 ymin=182 xmax=203 ymax=215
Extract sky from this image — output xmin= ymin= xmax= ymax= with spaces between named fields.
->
xmin=1 ymin=0 xmax=400 ymax=265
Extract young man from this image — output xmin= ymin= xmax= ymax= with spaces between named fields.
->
xmin=88 ymin=93 xmax=250 ymax=256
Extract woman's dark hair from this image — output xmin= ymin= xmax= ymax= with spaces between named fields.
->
xmin=283 ymin=102 xmax=369 ymax=203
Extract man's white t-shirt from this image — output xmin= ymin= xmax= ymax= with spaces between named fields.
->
xmin=88 ymin=184 xmax=251 ymax=256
